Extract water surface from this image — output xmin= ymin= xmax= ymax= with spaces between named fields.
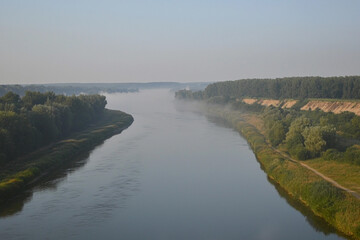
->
xmin=0 ymin=89 xmax=345 ymax=239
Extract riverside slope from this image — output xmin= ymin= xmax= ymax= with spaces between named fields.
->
xmin=0 ymin=109 xmax=133 ymax=203
xmin=270 ymin=146 xmax=360 ymax=200
xmin=202 ymin=105 xmax=360 ymax=239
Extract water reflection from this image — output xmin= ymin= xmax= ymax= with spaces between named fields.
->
xmin=0 ymin=151 xmax=92 ymax=218
xmin=265 ymin=175 xmax=348 ymax=239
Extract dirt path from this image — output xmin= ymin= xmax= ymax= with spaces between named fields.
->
xmin=241 ymin=113 xmax=360 ymax=200
xmin=271 ymin=146 xmax=360 ymax=200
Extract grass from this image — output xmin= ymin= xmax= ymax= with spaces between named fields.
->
xmin=306 ymin=158 xmax=360 ymax=194
xmin=0 ymin=109 xmax=133 ymax=203
xmin=240 ymin=113 xmax=266 ymax=135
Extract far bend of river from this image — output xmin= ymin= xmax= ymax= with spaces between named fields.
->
xmin=0 ymin=89 xmax=346 ymax=240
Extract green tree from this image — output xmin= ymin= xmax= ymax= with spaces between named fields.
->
xmin=302 ymin=125 xmax=336 ymax=157
xmin=0 ymin=92 xmax=22 ymax=112
xmin=268 ymin=121 xmax=286 ymax=146
xmin=303 ymin=126 xmax=326 ymax=157
xmin=31 ymin=105 xmax=59 ymax=142
xmin=0 ymin=91 xmax=108 ymax=165
xmin=285 ymin=117 xmax=311 ymax=148
xmin=22 ymin=91 xmax=48 ymax=110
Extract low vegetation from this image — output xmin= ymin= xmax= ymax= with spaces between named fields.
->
xmin=305 ymin=159 xmax=360 ymax=194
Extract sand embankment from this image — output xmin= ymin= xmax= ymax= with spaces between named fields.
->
xmin=242 ymin=98 xmax=297 ymax=109
xmin=301 ymin=100 xmax=360 ymax=116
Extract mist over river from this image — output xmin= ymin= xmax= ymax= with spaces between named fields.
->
xmin=0 ymin=89 xmax=345 ymax=239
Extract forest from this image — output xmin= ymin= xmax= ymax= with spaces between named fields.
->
xmin=176 ymin=76 xmax=360 ymax=100
xmin=0 ymin=91 xmax=107 ymax=165
xmin=0 ymin=82 xmax=210 ymax=97
xmin=0 ymin=84 xmax=137 ymax=96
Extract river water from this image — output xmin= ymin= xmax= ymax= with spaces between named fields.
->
xmin=0 ymin=89 xmax=345 ymax=239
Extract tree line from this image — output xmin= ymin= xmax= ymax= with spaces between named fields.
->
xmin=0 ymin=91 xmax=107 ymax=165
xmin=0 ymin=84 xmax=136 ymax=97
xmin=176 ymin=76 xmax=360 ymax=100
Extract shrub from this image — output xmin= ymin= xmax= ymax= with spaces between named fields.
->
xmin=322 ymin=149 xmax=343 ymax=161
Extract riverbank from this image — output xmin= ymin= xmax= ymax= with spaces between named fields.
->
xmin=204 ymin=105 xmax=360 ymax=239
xmin=0 ymin=109 xmax=133 ymax=203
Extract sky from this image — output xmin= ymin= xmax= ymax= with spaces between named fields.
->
xmin=0 ymin=0 xmax=359 ymax=84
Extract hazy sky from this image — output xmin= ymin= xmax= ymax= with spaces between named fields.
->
xmin=1 ymin=0 xmax=360 ymax=84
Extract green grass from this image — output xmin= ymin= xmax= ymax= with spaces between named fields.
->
xmin=306 ymin=158 xmax=360 ymax=194
xmin=0 ymin=109 xmax=133 ymax=202
xmin=205 ymin=105 xmax=360 ymax=239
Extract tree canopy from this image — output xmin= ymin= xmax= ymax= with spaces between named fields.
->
xmin=0 ymin=91 xmax=107 ymax=165
xmin=176 ymin=76 xmax=360 ymax=100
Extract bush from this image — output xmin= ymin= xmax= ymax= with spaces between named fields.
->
xmin=322 ymin=149 xmax=343 ymax=161
xmin=344 ymin=145 xmax=360 ymax=165
xmin=289 ymin=144 xmax=310 ymax=160
xmin=268 ymin=121 xmax=286 ymax=146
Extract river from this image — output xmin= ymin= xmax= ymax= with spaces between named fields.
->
xmin=0 ymin=89 xmax=345 ymax=239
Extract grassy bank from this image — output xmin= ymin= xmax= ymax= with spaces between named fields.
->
xmin=305 ymin=159 xmax=360 ymax=195
xmin=0 ymin=109 xmax=133 ymax=203
xmin=205 ymin=106 xmax=360 ymax=239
